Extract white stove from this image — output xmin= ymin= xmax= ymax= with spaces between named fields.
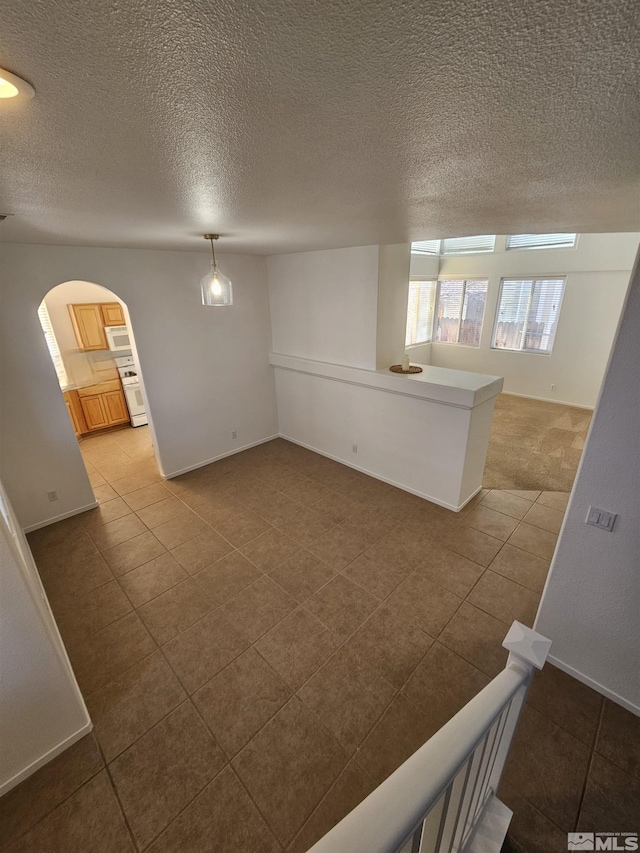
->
xmin=115 ymin=356 xmax=148 ymax=427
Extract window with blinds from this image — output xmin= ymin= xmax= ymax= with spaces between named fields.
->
xmin=506 ymin=233 xmax=577 ymax=250
xmin=492 ymin=278 xmax=566 ymax=354
xmin=411 ymin=240 xmax=440 ymax=255
xmin=441 ymin=235 xmax=496 ymax=254
xmin=411 ymin=235 xmax=497 ymax=255
xmin=405 ymin=280 xmax=437 ymax=345
xmin=38 ymin=302 xmax=69 ymax=386
xmin=434 ymin=279 xmax=488 ymax=346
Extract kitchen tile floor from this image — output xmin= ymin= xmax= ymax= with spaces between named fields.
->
xmin=1 ymin=428 xmax=636 ymax=852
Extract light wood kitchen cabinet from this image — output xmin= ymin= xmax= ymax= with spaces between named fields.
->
xmin=68 ymin=302 xmax=125 ymax=350
xmin=63 ymin=390 xmax=87 ymax=436
xmin=68 ymin=304 xmax=107 ymax=350
xmin=80 ymin=394 xmax=110 ymax=430
xmin=77 ymin=380 xmax=129 ymax=431
xmin=101 ymin=302 xmax=125 ymax=326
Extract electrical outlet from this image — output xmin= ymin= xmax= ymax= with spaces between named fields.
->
xmin=352 ymin=444 xmax=358 ymax=453
xmin=47 ymin=490 xmax=59 ymax=502
xmin=231 ymin=430 xmax=237 ymax=439
xmin=550 ymin=384 xmax=556 ymax=391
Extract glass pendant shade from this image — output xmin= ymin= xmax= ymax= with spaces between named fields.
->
xmin=201 ymin=262 xmax=233 ymax=306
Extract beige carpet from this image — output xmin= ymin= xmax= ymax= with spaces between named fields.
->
xmin=483 ymin=394 xmax=592 ymax=491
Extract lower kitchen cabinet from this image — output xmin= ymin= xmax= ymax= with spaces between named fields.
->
xmin=63 ymin=390 xmax=87 ymax=436
xmin=75 ymin=380 xmax=130 ymax=432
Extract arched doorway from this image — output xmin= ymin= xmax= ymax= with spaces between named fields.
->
xmin=38 ymin=280 xmax=161 ymax=501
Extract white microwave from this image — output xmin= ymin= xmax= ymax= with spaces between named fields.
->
xmin=105 ymin=325 xmax=131 ymax=352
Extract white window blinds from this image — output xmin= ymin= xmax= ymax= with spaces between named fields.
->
xmin=38 ymin=302 xmax=69 ymax=386
xmin=411 ymin=240 xmax=440 ymax=255
xmin=405 ymin=280 xmax=436 ymax=345
xmin=441 ymin=235 xmax=496 ymax=254
xmin=434 ymin=279 xmax=488 ymax=346
xmin=492 ymin=278 xmax=566 ymax=354
xmin=506 ymin=233 xmax=577 ymax=250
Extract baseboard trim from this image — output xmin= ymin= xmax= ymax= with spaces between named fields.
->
xmin=23 ymin=501 xmax=99 ymax=534
xmin=0 ymin=720 xmax=93 ymax=797
xmin=544 ymin=655 xmax=640 ymax=716
xmin=501 ymin=391 xmax=595 ymax=411
xmin=163 ymin=434 xmax=281 ymax=480
xmin=279 ymin=433 xmax=477 ymax=512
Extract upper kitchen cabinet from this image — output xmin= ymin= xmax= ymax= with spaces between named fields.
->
xmin=101 ymin=302 xmax=125 ymax=326
xmin=68 ymin=302 xmax=125 ymax=350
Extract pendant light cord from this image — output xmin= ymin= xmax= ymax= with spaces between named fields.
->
xmin=209 ymin=237 xmax=217 ymax=268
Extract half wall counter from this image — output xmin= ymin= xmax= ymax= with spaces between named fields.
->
xmin=270 ymin=354 xmax=503 ymax=512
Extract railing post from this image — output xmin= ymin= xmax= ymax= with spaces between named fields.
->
xmin=484 ymin=622 xmax=552 ymax=800
xmin=502 ymin=620 xmax=552 ymax=677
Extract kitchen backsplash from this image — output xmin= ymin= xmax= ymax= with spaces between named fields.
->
xmin=62 ymin=350 xmax=119 ymax=387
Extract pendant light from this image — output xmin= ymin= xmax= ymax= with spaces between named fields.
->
xmin=201 ymin=234 xmax=233 ymax=306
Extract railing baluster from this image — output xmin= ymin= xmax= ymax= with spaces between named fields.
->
xmin=482 ymin=697 xmax=512 ymax=802
xmin=433 ymin=784 xmax=452 ymax=853
xmin=418 ymin=789 xmax=448 ymax=852
xmin=452 ymin=735 xmax=489 ymax=851
xmin=447 ymin=757 xmax=473 ymax=852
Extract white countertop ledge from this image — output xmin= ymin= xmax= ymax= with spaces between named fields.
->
xmin=269 ymin=354 xmax=503 ymax=409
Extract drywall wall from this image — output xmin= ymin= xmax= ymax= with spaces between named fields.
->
xmin=535 ymin=253 xmax=640 ymax=714
xmin=0 ymin=243 xmax=278 ymax=530
xmin=376 ymin=244 xmax=411 ymax=369
xmin=0 ymin=479 xmax=90 ymax=795
xmin=409 ymin=233 xmax=640 ymax=408
xmin=268 ymin=246 xmax=379 ymax=369
xmin=273 ymin=358 xmax=501 ymax=510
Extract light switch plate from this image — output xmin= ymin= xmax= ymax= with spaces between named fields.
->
xmin=586 ymin=506 xmax=617 ymax=532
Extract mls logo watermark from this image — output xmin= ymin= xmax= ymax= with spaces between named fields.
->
xmin=568 ymin=833 xmax=639 ymax=851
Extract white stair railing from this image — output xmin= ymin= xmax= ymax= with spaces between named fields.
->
xmin=308 ymin=621 xmax=551 ymax=853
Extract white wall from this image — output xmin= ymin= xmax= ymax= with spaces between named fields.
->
xmin=0 ymin=480 xmax=90 ymax=795
xmin=535 ymin=253 xmax=640 ymax=714
xmin=409 ymin=233 xmax=640 ymax=408
xmin=266 ymin=244 xmax=502 ymax=510
xmin=268 ymin=246 xmax=379 ymax=369
xmin=376 ymin=244 xmax=411 ymax=369
xmin=273 ymin=359 xmax=500 ymax=511
xmin=0 ymin=243 xmax=278 ymax=530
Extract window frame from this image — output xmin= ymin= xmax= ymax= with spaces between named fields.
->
xmin=491 ymin=276 xmax=567 ymax=356
xmin=405 ymin=277 xmax=437 ymax=347
xmin=411 ymin=235 xmax=497 ymax=256
xmin=505 ymin=233 xmax=578 ymax=251
xmin=433 ymin=277 xmax=489 ymax=348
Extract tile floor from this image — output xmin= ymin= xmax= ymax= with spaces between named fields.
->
xmin=1 ymin=427 xmax=637 ymax=852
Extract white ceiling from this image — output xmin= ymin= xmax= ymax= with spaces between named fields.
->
xmin=1 ymin=0 xmax=639 ymax=255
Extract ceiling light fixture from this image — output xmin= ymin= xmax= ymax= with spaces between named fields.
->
xmin=0 ymin=67 xmax=35 ymax=100
xmin=201 ymin=234 xmax=233 ymax=306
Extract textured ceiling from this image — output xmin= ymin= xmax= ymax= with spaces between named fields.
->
xmin=1 ymin=0 xmax=639 ymax=254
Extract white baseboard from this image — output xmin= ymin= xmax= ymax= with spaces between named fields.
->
xmin=0 ymin=720 xmax=94 ymax=797
xmin=163 ymin=434 xmax=281 ymax=480
xmin=23 ymin=501 xmax=99 ymax=534
xmin=545 ymin=654 xmax=640 ymax=717
xmin=279 ymin=433 xmax=477 ymax=512
xmin=501 ymin=391 xmax=595 ymax=411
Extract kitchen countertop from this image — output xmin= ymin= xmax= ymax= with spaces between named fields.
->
xmin=60 ymin=377 xmax=120 ymax=393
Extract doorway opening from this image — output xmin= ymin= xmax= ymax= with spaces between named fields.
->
xmin=38 ymin=280 xmax=161 ymax=502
